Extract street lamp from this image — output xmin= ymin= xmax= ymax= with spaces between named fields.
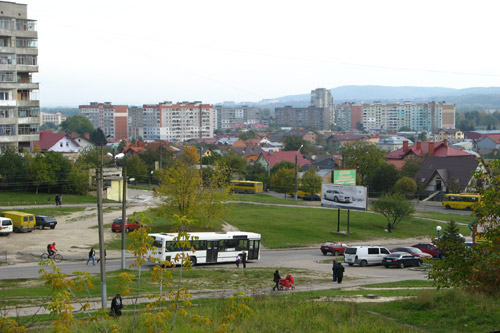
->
xmin=108 ymin=152 xmax=127 ymax=270
xmin=294 ymin=145 xmax=304 ymax=200
xmin=436 ymin=225 xmax=442 ymax=260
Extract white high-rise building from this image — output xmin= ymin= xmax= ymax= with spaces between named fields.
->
xmin=311 ymin=88 xmax=334 ymax=127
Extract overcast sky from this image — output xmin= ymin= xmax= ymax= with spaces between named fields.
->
xmin=21 ymin=0 xmax=500 ymax=107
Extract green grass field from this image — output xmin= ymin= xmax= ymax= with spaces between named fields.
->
xmin=224 ymin=203 xmax=471 ymax=248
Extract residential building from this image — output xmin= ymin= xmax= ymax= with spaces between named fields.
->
xmin=386 ymin=140 xmax=474 ymax=169
xmin=325 ymin=133 xmax=360 ymax=147
xmin=214 ymin=105 xmax=261 ymax=130
xmin=433 ymin=128 xmax=464 ymax=142
xmin=284 ymin=129 xmax=317 ymax=143
xmin=255 ymin=151 xmax=311 ymax=173
xmin=476 ymin=134 xmax=500 ymax=151
xmin=275 ymin=106 xmax=329 ymax=130
xmin=0 ymin=1 xmax=40 ymax=153
xmin=40 ymin=111 xmax=65 ymax=126
xmin=79 ymin=102 xmax=128 ymax=140
xmin=311 ymin=88 xmax=334 ymax=127
xmin=335 ymin=104 xmax=363 ymax=131
xmin=127 ymin=106 xmax=144 ymax=140
xmin=361 ymin=102 xmax=455 ymax=132
xmin=377 ymin=136 xmax=413 ymax=152
xmin=36 ymin=131 xmax=79 ymax=153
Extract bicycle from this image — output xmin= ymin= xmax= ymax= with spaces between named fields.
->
xmin=41 ymin=252 xmax=63 ymax=263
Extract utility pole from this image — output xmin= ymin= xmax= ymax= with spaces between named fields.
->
xmin=96 ymin=167 xmax=107 ymax=308
xmin=121 ymin=165 xmax=127 ymax=270
xmin=294 ymin=145 xmax=303 ymax=200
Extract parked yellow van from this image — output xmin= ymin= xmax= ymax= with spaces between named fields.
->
xmin=0 ymin=211 xmax=35 ymax=232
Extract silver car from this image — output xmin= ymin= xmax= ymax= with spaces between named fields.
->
xmin=324 ymin=190 xmax=352 ymax=203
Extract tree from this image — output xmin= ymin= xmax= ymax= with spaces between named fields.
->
xmin=399 ymin=126 xmax=412 ymax=131
xmin=180 ymin=145 xmax=199 ymax=165
xmin=238 ymin=131 xmax=259 ymax=141
xmin=40 ymin=121 xmax=58 ymax=131
xmin=0 ymin=148 xmax=28 ymax=190
xmin=394 ymin=177 xmax=417 ymax=197
xmin=126 ymin=155 xmax=149 ymax=183
xmin=372 ymin=193 xmax=415 ymax=229
xmin=26 ymin=154 xmax=52 ymax=194
xmin=418 ymin=131 xmax=427 ymax=141
xmin=270 ymin=161 xmax=295 ymax=176
xmin=246 ymin=163 xmax=270 ymax=187
xmin=370 ymin=163 xmax=400 ymax=195
xmin=270 ymin=168 xmax=294 ymax=197
xmin=157 ymin=160 xmax=230 ymax=228
xmin=342 ymin=141 xmax=385 ymax=185
xmin=284 ymin=136 xmax=308 ymax=152
xmin=355 ymin=122 xmax=364 ymax=131
xmin=301 ymin=168 xmax=322 ymax=196
xmin=75 ymin=146 xmax=101 ymax=168
xmin=90 ymin=128 xmax=107 ymax=146
xmin=63 ymin=165 xmax=90 ymax=195
xmin=219 ymin=153 xmax=247 ymax=179
xmin=401 ymin=155 xmax=424 ymax=178
xmin=60 ymin=115 xmax=94 ymax=135
xmin=43 ymin=151 xmax=72 ymax=192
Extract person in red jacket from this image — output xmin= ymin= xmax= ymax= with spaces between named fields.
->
xmin=47 ymin=242 xmax=57 ymax=258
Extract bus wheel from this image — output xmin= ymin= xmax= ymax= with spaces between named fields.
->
xmin=190 ymin=257 xmax=197 ymax=266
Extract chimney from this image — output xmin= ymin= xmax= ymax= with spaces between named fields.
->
xmin=444 ymin=139 xmax=448 ymax=146
xmin=417 ymin=141 xmax=421 ymax=150
xmin=403 ymin=141 xmax=409 ymax=152
xmin=71 ymin=132 xmax=76 ymax=139
xmin=84 ymin=133 xmax=90 ymax=140
xmin=429 ymin=142 xmax=435 ymax=155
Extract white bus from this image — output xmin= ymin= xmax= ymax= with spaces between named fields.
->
xmin=148 ymin=231 xmax=261 ymax=266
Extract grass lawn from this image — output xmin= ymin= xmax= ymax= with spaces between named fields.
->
xmin=224 ymin=203 xmax=471 ymax=248
xmin=0 ymin=192 xmax=117 ymax=206
xmin=3 ymin=206 xmax=86 ymax=217
xmin=229 ymin=193 xmax=309 ymax=205
xmin=414 ymin=210 xmax=475 ymax=224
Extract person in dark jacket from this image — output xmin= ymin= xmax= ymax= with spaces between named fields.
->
xmin=335 ymin=262 xmax=345 ymax=284
xmin=240 ymin=251 xmax=247 ymax=268
xmin=272 ymin=270 xmax=281 ymax=291
xmin=110 ymin=293 xmax=123 ymax=317
xmin=332 ymin=258 xmax=339 ymax=281
xmin=86 ymin=247 xmax=95 ymax=265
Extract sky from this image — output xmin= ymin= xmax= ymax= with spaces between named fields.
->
xmin=19 ymin=0 xmax=500 ymax=107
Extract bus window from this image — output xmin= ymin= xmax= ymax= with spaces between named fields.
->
xmin=152 ymin=240 xmax=163 ymax=248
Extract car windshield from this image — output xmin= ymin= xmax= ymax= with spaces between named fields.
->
xmin=411 ymin=248 xmax=423 ymax=253
xmin=345 ymin=248 xmax=357 ymax=254
xmin=323 ymin=242 xmax=334 ymax=246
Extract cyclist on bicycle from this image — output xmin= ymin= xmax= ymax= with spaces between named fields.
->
xmin=47 ymin=242 xmax=57 ymax=258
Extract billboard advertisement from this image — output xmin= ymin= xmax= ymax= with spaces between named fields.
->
xmin=321 ymin=183 xmax=367 ymax=211
xmin=333 ymin=169 xmax=356 ymax=185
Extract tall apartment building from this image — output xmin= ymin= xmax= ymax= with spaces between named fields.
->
xmin=0 ymin=1 xmax=39 ymax=153
xmin=214 ymin=105 xmax=261 ymax=130
xmin=275 ymin=106 xmax=329 ymax=130
xmin=311 ymin=88 xmax=334 ymax=127
xmin=40 ymin=111 xmax=66 ymax=126
xmin=127 ymin=106 xmax=144 ymax=140
xmin=335 ymin=104 xmax=363 ymax=130
xmin=142 ymin=101 xmax=214 ymax=142
xmin=79 ymin=102 xmax=128 ymax=140
xmin=362 ymin=102 xmax=455 ymax=132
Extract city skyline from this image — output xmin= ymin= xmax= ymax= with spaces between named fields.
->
xmin=21 ymin=0 xmax=500 ymax=107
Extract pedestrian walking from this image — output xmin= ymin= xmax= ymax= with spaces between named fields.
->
xmin=87 ymin=247 xmax=95 ymax=265
xmin=55 ymin=194 xmax=62 ymax=207
xmin=387 ymin=222 xmax=392 ymax=233
xmin=332 ymin=257 xmax=339 ymax=282
xmin=235 ymin=254 xmax=242 ymax=268
xmin=272 ymin=270 xmax=281 ymax=291
xmin=335 ymin=262 xmax=345 ymax=284
xmin=97 ymin=249 xmax=107 ymax=263
xmin=240 ymin=251 xmax=247 ymax=268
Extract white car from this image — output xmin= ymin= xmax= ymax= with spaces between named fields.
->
xmin=324 ymin=190 xmax=352 ymax=203
xmin=0 ymin=217 xmax=13 ymax=236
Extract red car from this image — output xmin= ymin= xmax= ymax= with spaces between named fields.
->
xmin=111 ymin=218 xmax=141 ymax=232
xmin=320 ymin=242 xmax=349 ymax=256
xmin=389 ymin=247 xmax=432 ymax=259
xmin=411 ymin=243 xmax=438 ymax=258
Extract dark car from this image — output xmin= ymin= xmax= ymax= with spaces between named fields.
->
xmin=411 ymin=243 xmax=438 ymax=258
xmin=320 ymin=242 xmax=349 ymax=256
xmin=35 ymin=215 xmax=57 ymax=230
xmin=111 ymin=218 xmax=141 ymax=232
xmin=389 ymin=247 xmax=433 ymax=259
xmin=382 ymin=252 xmax=423 ymax=268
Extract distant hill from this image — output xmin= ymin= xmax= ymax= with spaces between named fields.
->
xmin=238 ymin=86 xmax=500 ymax=112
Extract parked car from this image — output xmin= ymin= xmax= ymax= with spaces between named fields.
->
xmin=324 ymin=190 xmax=352 ymax=203
xmin=382 ymin=252 xmax=423 ymax=268
xmin=111 ymin=218 xmax=142 ymax=232
xmin=389 ymin=247 xmax=432 ymax=259
xmin=411 ymin=243 xmax=439 ymax=258
xmin=320 ymin=242 xmax=349 ymax=256
xmin=344 ymin=246 xmax=390 ymax=266
xmin=0 ymin=217 xmax=13 ymax=236
xmin=35 ymin=215 xmax=57 ymax=230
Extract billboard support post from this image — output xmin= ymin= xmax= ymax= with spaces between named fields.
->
xmin=347 ymin=209 xmax=350 ymax=233
xmin=337 ymin=209 xmax=340 ymax=232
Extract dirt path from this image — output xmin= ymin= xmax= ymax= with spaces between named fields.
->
xmin=1 ymin=205 xmax=150 ymax=264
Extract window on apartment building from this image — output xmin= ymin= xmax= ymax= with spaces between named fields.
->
xmin=0 ymin=72 xmax=15 ymax=82
xmin=18 ymin=124 xmax=38 ymax=135
xmin=0 ymin=92 xmax=9 ymax=100
xmin=16 ymin=38 xmax=37 ymax=48
xmin=0 ymin=110 xmax=11 ymax=118
xmin=0 ymin=125 xmax=15 ymax=136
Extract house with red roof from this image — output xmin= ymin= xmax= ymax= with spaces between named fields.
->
xmin=36 ymin=131 xmax=80 ymax=154
xmin=386 ymin=140 xmax=474 ymax=169
xmin=255 ymin=151 xmax=311 ymax=172
xmin=477 ymin=134 xmax=500 ymax=151
xmin=325 ymin=133 xmax=360 ymax=147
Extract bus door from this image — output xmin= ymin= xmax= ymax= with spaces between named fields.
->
xmin=248 ymin=240 xmax=260 ymax=260
xmin=206 ymin=241 xmax=219 ymax=263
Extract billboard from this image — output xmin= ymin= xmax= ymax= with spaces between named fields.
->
xmin=321 ymin=183 xmax=367 ymax=211
xmin=333 ymin=169 xmax=356 ymax=185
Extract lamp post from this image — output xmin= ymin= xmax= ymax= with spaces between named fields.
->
xmin=436 ymin=225 xmax=442 ymax=260
xmin=294 ymin=145 xmax=303 ymax=200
